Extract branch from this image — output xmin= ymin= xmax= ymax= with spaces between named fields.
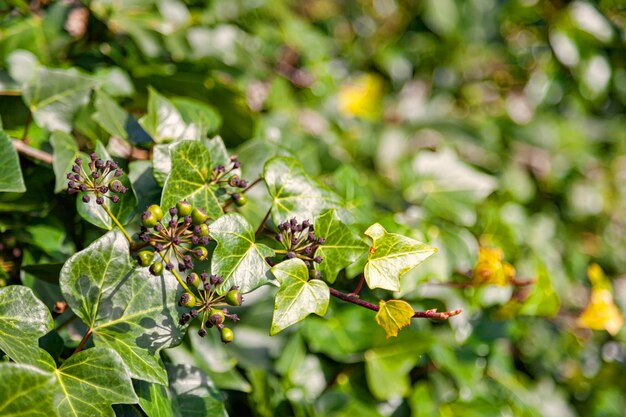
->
xmin=328 ymin=288 xmax=462 ymax=320
xmin=12 ymin=140 xmax=53 ymax=165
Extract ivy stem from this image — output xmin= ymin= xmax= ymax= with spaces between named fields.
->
xmin=328 ymin=288 xmax=462 ymax=320
xmin=12 ymin=139 xmax=53 ymax=165
xmin=101 ymin=204 xmax=133 ymax=243
xmin=255 ymin=206 xmax=272 ymax=236
xmin=222 ymin=177 xmax=263 ymax=210
xmin=350 ymin=274 xmax=365 ymax=296
xmin=73 ymin=328 xmax=93 ymax=354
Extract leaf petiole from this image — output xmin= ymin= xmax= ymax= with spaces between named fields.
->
xmin=102 ymin=203 xmax=133 ymax=243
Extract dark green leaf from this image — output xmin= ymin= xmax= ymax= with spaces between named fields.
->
xmin=140 ymin=87 xmax=202 ymax=143
xmin=161 ymin=140 xmax=223 ymax=219
xmin=210 ymin=213 xmax=274 ymax=294
xmin=270 ymin=258 xmax=329 ymax=335
xmin=264 ymin=156 xmax=343 ymax=225
xmin=50 ymin=131 xmax=81 ymax=193
xmin=22 ymin=67 xmax=95 ymax=133
xmin=363 ymin=223 xmax=436 ymax=291
xmin=21 ymin=263 xmax=63 ymax=284
xmin=134 ymin=380 xmax=175 ymax=417
xmin=92 ymin=90 xmax=152 ymax=147
xmin=60 ymin=231 xmax=184 ymax=385
xmin=313 ymin=209 xmax=367 ymax=283
xmin=0 ymin=285 xmax=54 ymax=365
xmin=0 ymin=129 xmax=26 ymax=192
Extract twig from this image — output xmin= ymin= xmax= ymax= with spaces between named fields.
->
xmin=255 ymin=206 xmax=272 ymax=236
xmin=222 ymin=177 xmax=263 ymax=210
xmin=73 ymin=328 xmax=93 ymax=354
xmin=328 ymin=287 xmax=462 ymax=320
xmin=12 ymin=140 xmax=53 ymax=165
xmin=350 ymin=274 xmax=365 ymax=296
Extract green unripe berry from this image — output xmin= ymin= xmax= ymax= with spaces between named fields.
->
xmin=193 ymin=246 xmax=209 ymax=261
xmin=176 ymin=200 xmax=192 ymax=217
xmin=141 ymin=210 xmax=158 ymax=228
xmin=137 ymin=250 xmax=154 ymax=266
xmin=150 ymin=262 xmax=164 ymax=275
xmin=209 ymin=308 xmax=225 ymax=325
xmin=225 ymin=289 xmax=243 ymax=306
xmin=186 ymin=272 xmax=201 ymax=287
xmin=148 ymin=204 xmax=164 ymax=221
xmin=191 ymin=208 xmax=209 ymax=225
xmin=197 ymin=224 xmax=210 ymax=236
xmin=180 ymin=292 xmax=197 ymax=308
xmin=232 ymin=193 xmax=247 ymax=207
xmin=220 ymin=327 xmax=234 ymax=344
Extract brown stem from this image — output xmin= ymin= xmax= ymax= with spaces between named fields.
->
xmin=222 ymin=177 xmax=263 ymax=210
xmin=350 ymin=274 xmax=365 ymax=296
xmin=12 ymin=140 xmax=53 ymax=165
xmin=73 ymin=328 xmax=93 ymax=354
xmin=255 ymin=206 xmax=272 ymax=236
xmin=328 ymin=288 xmax=462 ymax=320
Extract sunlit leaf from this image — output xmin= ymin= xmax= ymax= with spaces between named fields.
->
xmin=472 ymin=247 xmax=515 ymax=286
xmin=270 ymin=258 xmax=329 ymax=335
xmin=0 ymin=363 xmax=57 ymax=417
xmin=577 ymin=263 xmax=624 ymax=335
xmin=363 ymin=223 xmax=436 ymax=291
xmin=210 ymin=213 xmax=274 ymax=294
xmin=338 ymin=73 xmax=383 ymax=120
xmin=519 ymin=261 xmax=560 ymax=317
xmin=374 ymin=299 xmax=414 ymax=339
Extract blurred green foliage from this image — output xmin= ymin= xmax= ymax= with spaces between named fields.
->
xmin=1 ymin=0 xmax=626 ymax=416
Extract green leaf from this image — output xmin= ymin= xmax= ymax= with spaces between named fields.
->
xmin=22 ymin=67 xmax=95 ymax=132
xmin=92 ymin=90 xmax=152 ymax=147
xmin=60 ymin=230 xmax=184 ymax=385
xmin=50 ymin=131 xmax=81 ymax=193
xmin=314 ymin=209 xmax=366 ymax=283
xmin=167 ymin=364 xmax=228 ymax=417
xmin=270 ymin=258 xmax=329 ymax=335
xmin=210 ymin=213 xmax=274 ymax=294
xmin=0 ymin=129 xmax=26 ymax=192
xmin=161 ymin=140 xmax=223 ymax=219
xmin=134 ymin=380 xmax=175 ymax=417
xmin=140 ymin=87 xmax=202 ymax=143
xmin=264 ymin=156 xmax=343 ymax=225
xmin=55 ymin=347 xmax=137 ymax=417
xmin=171 ymin=97 xmax=222 ymax=138
xmin=0 ymin=363 xmax=57 ymax=417
xmin=519 ymin=260 xmax=560 ymax=318
xmin=76 ymin=141 xmax=138 ymax=230
xmin=374 ymin=299 xmax=414 ymax=338
xmin=363 ymin=223 xmax=436 ymax=291
xmin=364 ymin=336 xmax=432 ymax=400
xmin=0 ymin=285 xmax=54 ymax=365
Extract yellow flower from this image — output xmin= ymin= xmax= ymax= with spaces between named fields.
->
xmin=472 ymin=247 xmax=516 ymax=286
xmin=338 ymin=74 xmax=383 ymax=120
xmin=577 ymin=264 xmax=624 ymax=335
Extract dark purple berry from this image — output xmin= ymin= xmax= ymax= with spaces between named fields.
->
xmin=314 ymin=256 xmax=323 ymax=263
xmin=198 ymin=328 xmax=207 ymax=337
xmin=96 ymin=197 xmax=104 ymax=205
xmin=82 ymin=195 xmax=90 ymax=203
xmin=111 ymin=196 xmax=120 ymax=203
xmin=286 ymin=252 xmax=296 ymax=259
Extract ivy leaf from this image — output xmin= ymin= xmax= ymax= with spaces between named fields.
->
xmin=22 ymin=67 xmax=95 ymax=132
xmin=0 ymin=129 xmax=26 ymax=192
xmin=50 ymin=131 xmax=81 ymax=193
xmin=374 ymin=299 xmax=414 ymax=338
xmin=518 ymin=261 xmax=560 ymax=318
xmin=55 ymin=347 xmax=137 ymax=417
xmin=363 ymin=223 xmax=436 ymax=291
xmin=270 ymin=259 xmax=329 ymax=335
xmin=76 ymin=141 xmax=138 ymax=230
xmin=140 ymin=87 xmax=202 ymax=143
xmin=92 ymin=89 xmax=152 ymax=147
xmin=60 ymin=230 xmax=184 ymax=385
xmin=171 ymin=97 xmax=222 ymax=138
xmin=161 ymin=140 xmax=224 ymax=219
xmin=210 ymin=213 xmax=274 ymax=294
xmin=313 ymin=209 xmax=367 ymax=283
xmin=0 ymin=285 xmax=54 ymax=365
xmin=134 ymin=381 xmax=174 ymax=417
xmin=0 ymin=363 xmax=57 ymax=417
xmin=264 ymin=156 xmax=343 ymax=225
xmin=167 ymin=364 xmax=228 ymax=417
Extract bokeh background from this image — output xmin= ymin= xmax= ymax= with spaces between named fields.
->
xmin=1 ymin=0 xmax=626 ymax=416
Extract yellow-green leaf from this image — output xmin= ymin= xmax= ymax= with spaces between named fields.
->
xmin=375 ymin=299 xmax=414 ymax=339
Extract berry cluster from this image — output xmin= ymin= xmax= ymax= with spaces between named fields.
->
xmin=269 ymin=219 xmax=325 ymax=278
xmin=210 ymin=155 xmax=249 ymax=207
xmin=66 ymin=154 xmax=128 ymax=205
xmin=178 ymin=272 xmax=243 ymax=343
xmin=135 ymin=202 xmax=210 ymax=274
